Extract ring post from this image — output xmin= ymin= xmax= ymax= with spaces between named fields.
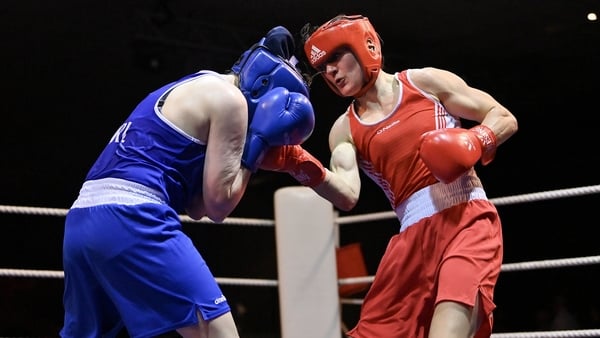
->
xmin=274 ymin=186 xmax=340 ymax=338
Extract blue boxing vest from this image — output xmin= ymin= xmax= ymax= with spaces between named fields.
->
xmin=85 ymin=71 xmax=216 ymax=213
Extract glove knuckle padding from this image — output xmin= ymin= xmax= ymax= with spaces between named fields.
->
xmin=419 ymin=128 xmax=482 ymax=184
xmin=286 ymin=93 xmax=315 ymax=144
xmin=242 ymin=87 xmax=316 ymax=172
xmin=251 ymin=87 xmax=315 ymax=145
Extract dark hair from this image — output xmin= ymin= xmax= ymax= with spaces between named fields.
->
xmin=292 ymin=23 xmax=321 ymax=85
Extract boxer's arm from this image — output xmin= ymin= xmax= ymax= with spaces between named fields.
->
xmin=185 ymin=192 xmax=207 ymax=220
xmin=314 ymin=114 xmax=361 ymax=211
xmin=314 ymin=140 xmax=361 ymax=211
xmin=259 ymin=113 xmax=360 ymax=211
xmin=410 ymin=67 xmax=518 ymax=146
xmin=201 ymin=81 xmax=253 ymax=223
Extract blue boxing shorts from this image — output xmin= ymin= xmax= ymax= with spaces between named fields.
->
xmin=61 ymin=185 xmax=230 ymax=338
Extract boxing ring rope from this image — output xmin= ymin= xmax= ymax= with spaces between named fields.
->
xmin=335 ymin=184 xmax=600 ymax=225
xmin=338 ymin=255 xmax=600 ymax=300
xmin=1 ymin=184 xmax=600 ymax=338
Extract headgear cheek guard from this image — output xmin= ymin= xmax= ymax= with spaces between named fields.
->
xmin=303 ymin=15 xmax=382 ymax=97
xmin=231 ymin=27 xmax=310 ymax=121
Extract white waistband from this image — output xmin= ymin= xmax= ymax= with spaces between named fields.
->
xmin=71 ymin=178 xmax=166 ymax=209
xmin=395 ymin=175 xmax=487 ymax=233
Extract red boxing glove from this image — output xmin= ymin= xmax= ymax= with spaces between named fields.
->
xmin=260 ymin=145 xmax=326 ymax=187
xmin=418 ymin=125 xmax=497 ymax=184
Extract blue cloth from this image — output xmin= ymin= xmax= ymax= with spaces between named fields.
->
xmin=61 ymin=71 xmax=232 ymax=337
xmin=85 ymin=71 xmax=214 ymax=214
xmin=61 ymin=203 xmax=230 ymax=338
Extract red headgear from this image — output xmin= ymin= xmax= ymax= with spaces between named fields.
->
xmin=303 ymin=15 xmax=382 ymax=97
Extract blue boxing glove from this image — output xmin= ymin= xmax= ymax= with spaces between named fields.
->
xmin=241 ymin=87 xmax=315 ymax=172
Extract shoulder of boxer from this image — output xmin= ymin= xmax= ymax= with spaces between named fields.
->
xmin=328 ymin=110 xmax=353 ymax=151
xmin=406 ymin=67 xmax=449 ymax=94
xmin=161 ymin=74 xmax=248 ymax=142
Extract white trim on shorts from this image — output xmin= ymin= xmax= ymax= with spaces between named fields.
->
xmin=395 ymin=174 xmax=487 ymax=233
xmin=71 ymin=177 xmax=166 ymax=209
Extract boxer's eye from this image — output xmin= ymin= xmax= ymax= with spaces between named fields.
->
xmin=317 ymin=51 xmax=345 ymax=72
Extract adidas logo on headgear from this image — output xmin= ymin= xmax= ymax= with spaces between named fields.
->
xmin=310 ymin=45 xmax=326 ymax=64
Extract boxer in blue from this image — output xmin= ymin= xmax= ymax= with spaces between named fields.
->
xmin=60 ymin=26 xmax=313 ymax=338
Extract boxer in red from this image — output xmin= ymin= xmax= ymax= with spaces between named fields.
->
xmin=260 ymin=14 xmax=518 ymax=338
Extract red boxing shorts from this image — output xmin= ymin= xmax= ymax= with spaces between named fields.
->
xmin=347 ymin=199 xmax=503 ymax=338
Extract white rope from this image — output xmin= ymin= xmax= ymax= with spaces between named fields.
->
xmin=339 ymin=276 xmax=374 ymax=285
xmin=0 ymin=205 xmax=274 ymax=227
xmin=0 ymin=268 xmax=277 ymax=286
xmin=340 ymin=298 xmax=363 ymax=305
xmin=0 ymin=205 xmax=67 ymax=217
xmin=501 ymin=255 xmax=600 ymax=272
xmin=179 ymin=214 xmax=274 ymax=227
xmin=0 ymin=268 xmax=64 ymax=279
xmin=215 ymin=277 xmax=277 ymax=287
xmin=490 ymin=185 xmax=600 ymax=206
xmin=5 ymin=254 xmax=598 ymax=281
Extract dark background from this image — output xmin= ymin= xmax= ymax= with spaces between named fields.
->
xmin=1 ymin=0 xmax=599 ymax=336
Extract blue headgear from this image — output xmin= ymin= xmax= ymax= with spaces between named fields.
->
xmin=231 ymin=26 xmax=310 ymax=121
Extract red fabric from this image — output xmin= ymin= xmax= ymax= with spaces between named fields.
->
xmin=347 ymin=200 xmax=502 ymax=338
xmin=419 ymin=128 xmax=482 ymax=184
xmin=260 ymin=145 xmax=326 ymax=187
xmin=346 ymin=70 xmax=444 ymax=208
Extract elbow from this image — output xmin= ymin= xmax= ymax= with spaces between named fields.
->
xmin=336 ymin=201 xmax=356 ymax=212
xmin=203 ymin=195 xmax=235 ymax=224
xmin=205 ymin=205 xmax=229 ymax=223
xmin=503 ymin=108 xmax=519 ymax=136
xmin=491 ymin=109 xmax=519 ymax=145
xmin=331 ymin=190 xmax=359 ymax=211
xmin=502 ymin=109 xmax=519 ymax=136
xmin=202 ymin=180 xmax=245 ymax=223
xmin=502 ymin=115 xmax=519 ymax=143
xmin=511 ymin=116 xmax=519 ymax=135
xmin=315 ymin=170 xmax=360 ymax=211
xmin=335 ymin=194 xmax=359 ymax=211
